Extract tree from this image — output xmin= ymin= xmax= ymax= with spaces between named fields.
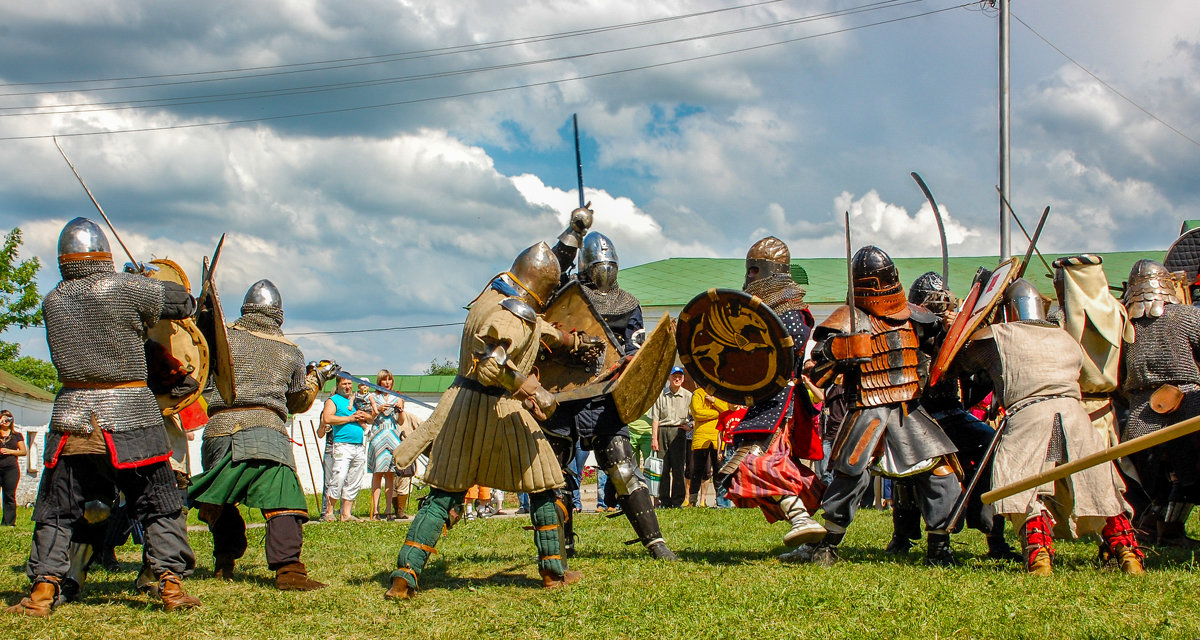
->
xmin=0 ymin=227 xmax=55 ymax=392
xmin=423 ymin=357 xmax=458 ymax=376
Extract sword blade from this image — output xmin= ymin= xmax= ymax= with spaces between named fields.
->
xmin=845 ymin=210 xmax=856 ymax=333
xmin=573 ymin=113 xmax=585 ymax=209
xmin=53 ymin=137 xmax=139 ymax=268
xmin=1017 ymin=206 xmax=1051 ymax=280
xmin=910 ymin=172 xmax=949 ymax=285
xmin=334 ymin=371 xmax=435 ymax=410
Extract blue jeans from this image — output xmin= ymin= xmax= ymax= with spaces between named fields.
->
xmin=570 ymin=441 xmax=588 ymax=511
xmin=715 ymin=446 xmax=735 ymax=508
xmin=596 ymin=468 xmax=609 ymax=510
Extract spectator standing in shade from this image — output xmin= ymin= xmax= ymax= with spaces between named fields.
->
xmin=0 ymin=410 xmax=27 ymax=526
xmin=318 ymin=377 xmax=371 ymax=521
xmin=688 ymin=388 xmax=729 ymax=508
xmin=650 ymin=367 xmax=693 ymax=508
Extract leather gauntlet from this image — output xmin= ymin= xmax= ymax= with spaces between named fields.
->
xmin=829 ymin=332 xmax=873 ymax=363
xmin=513 ymin=373 xmax=558 ymax=420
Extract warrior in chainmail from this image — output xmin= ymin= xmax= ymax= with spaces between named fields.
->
xmin=800 ymin=246 xmax=961 ymax=567
xmin=884 ymin=272 xmax=1020 ymax=562
xmin=956 ymin=279 xmax=1143 ymax=575
xmin=187 ymin=279 xmax=334 ymax=591
xmin=715 ymin=237 xmax=826 ymax=552
xmin=7 ymin=218 xmax=201 ymax=617
xmin=385 ymin=242 xmax=596 ymax=599
xmin=1118 ymin=259 xmax=1200 ymax=548
xmin=542 ymin=226 xmax=677 ymax=561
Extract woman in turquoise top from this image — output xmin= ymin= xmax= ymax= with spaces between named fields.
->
xmin=319 ymin=377 xmax=371 ymax=521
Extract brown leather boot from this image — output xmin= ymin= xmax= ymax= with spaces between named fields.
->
xmin=384 ymin=576 xmax=415 ymax=600
xmin=158 ymin=572 xmax=200 ymax=612
xmin=213 ymin=554 xmax=236 ymax=581
xmin=540 ymin=569 xmax=583 ymax=589
xmin=1111 ymin=545 xmax=1146 ymax=575
xmin=395 ymin=494 xmax=410 ymax=520
xmin=275 ymin=562 xmax=326 ymax=591
xmin=6 ymin=580 xmax=58 ymax=617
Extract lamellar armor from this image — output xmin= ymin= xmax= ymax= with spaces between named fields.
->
xmin=1123 ymin=259 xmax=1181 ymax=319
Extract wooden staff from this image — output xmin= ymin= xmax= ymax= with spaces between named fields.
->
xmin=982 ymin=412 xmax=1200 ymax=505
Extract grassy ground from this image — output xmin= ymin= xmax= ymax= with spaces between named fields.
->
xmin=0 ymin=497 xmax=1197 ymax=639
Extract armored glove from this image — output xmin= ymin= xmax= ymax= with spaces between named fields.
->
xmin=569 ymin=330 xmax=605 ymax=368
xmin=556 ymin=206 xmax=594 ymax=249
xmin=307 ymin=360 xmax=342 ymax=387
xmin=160 ymin=281 xmax=197 ymax=320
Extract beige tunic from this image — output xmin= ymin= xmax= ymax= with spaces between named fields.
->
xmin=394 ymin=289 xmax=564 ymax=493
xmin=985 ymin=323 xmax=1127 ymax=536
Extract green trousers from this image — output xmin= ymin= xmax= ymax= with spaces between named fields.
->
xmin=391 ymin=488 xmax=566 ymax=589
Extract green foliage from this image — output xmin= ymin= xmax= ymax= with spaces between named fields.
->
xmin=0 ymin=227 xmax=43 ymax=333
xmin=424 ymin=357 xmax=458 ymax=376
xmin=0 ymin=352 xmax=59 ymax=393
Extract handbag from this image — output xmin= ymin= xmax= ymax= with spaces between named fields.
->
xmin=727 ymin=384 xmax=827 ymax=521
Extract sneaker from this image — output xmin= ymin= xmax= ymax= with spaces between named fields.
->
xmin=779 ymin=544 xmax=815 ymax=563
xmin=515 ymin=507 xmax=529 ymax=515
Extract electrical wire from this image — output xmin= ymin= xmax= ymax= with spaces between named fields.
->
xmin=0 ymin=1 xmax=972 ymax=140
xmin=1013 ymin=13 xmax=1200 ymax=150
xmin=290 ymin=321 xmax=464 ymax=337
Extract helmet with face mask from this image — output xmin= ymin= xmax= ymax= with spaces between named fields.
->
xmin=744 ymin=236 xmax=790 ymax=288
xmin=579 ymin=232 xmax=619 ymax=293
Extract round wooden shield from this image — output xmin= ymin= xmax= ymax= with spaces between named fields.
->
xmin=145 ymin=259 xmax=210 ymax=416
xmin=1165 ymin=227 xmax=1200 ymax=283
xmin=676 ymin=288 xmax=794 ymax=406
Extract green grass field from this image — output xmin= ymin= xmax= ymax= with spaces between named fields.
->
xmin=0 ymin=495 xmax=1197 ymax=639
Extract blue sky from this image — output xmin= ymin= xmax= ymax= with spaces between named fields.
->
xmin=0 ymin=0 xmax=1196 ymax=374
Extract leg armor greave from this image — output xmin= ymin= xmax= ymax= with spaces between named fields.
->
xmin=595 ymin=434 xmax=674 ymax=556
xmin=391 ymin=489 xmax=464 ymax=590
xmin=529 ymin=491 xmax=567 ymax=578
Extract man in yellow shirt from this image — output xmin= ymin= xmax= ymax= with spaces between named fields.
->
xmin=688 ymin=387 xmax=730 ymax=507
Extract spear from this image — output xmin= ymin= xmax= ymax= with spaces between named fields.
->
xmin=573 ymin=113 xmax=585 ymax=209
xmin=52 ymin=137 xmax=139 ymax=268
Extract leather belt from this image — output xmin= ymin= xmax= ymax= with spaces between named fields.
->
xmin=452 ymin=375 xmax=507 ymax=397
xmin=60 ymin=380 xmax=147 ymax=390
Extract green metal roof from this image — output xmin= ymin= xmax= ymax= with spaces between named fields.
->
xmin=1182 ymin=220 xmax=1200 ymax=234
xmin=622 ymin=251 xmax=1165 ymax=306
xmin=320 ymin=374 xmax=454 ymax=394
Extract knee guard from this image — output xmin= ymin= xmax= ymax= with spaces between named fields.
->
xmin=596 ymin=435 xmax=646 ymax=497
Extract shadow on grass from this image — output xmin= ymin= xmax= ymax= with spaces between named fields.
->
xmin=347 ymin=563 xmax=541 ymax=591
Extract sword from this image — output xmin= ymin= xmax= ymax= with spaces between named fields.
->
xmin=1016 ymin=205 xmax=1050 ymax=280
xmin=845 ymin=210 xmax=857 ymax=334
xmin=573 ymin=113 xmax=585 ymax=209
xmin=996 ymin=187 xmax=1054 ymax=279
xmin=945 ymin=417 xmax=1006 ymax=532
xmin=910 ymin=172 xmax=949 ymax=285
xmin=334 ymin=371 xmax=435 ymax=410
xmin=53 ymin=137 xmax=140 ymax=270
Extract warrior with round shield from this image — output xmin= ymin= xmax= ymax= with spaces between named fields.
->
xmin=802 ymin=246 xmax=962 ymax=567
xmin=188 ymin=279 xmax=338 ymax=590
xmin=541 ymin=216 xmax=678 ymax=560
xmin=385 ymin=242 xmax=599 ymax=598
xmin=713 ymin=236 xmax=826 ymax=550
xmin=1118 ymin=259 xmax=1200 ymax=548
xmin=7 ymin=218 xmax=201 ymax=616
xmin=954 ymin=279 xmax=1143 ymax=574
xmin=884 ymin=272 xmax=1020 ymax=561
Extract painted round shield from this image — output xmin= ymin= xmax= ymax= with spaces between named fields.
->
xmin=676 ymin=288 xmax=794 ymax=406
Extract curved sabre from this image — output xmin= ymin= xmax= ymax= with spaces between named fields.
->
xmin=911 ymin=171 xmax=949 ymax=285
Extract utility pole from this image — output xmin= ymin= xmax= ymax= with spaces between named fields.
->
xmin=998 ymin=0 xmax=1011 ymax=259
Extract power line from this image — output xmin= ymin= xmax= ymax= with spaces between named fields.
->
xmin=0 ymin=0 xmax=920 ymax=115
xmin=1013 ymin=13 xmax=1200 ymax=150
xmin=0 ymin=1 xmax=972 ymax=141
xmin=290 ymin=321 xmax=464 ymax=337
xmin=0 ymin=0 xmax=798 ymax=92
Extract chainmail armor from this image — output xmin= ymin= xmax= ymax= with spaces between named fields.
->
xmin=743 ymin=273 xmax=808 ymax=314
xmin=1122 ymin=305 xmax=1200 ymax=392
xmin=578 ymin=281 xmax=639 ymax=318
xmin=203 ymin=310 xmax=307 ymax=438
xmin=59 ymin=258 xmax=115 ymax=281
xmin=44 ymin=269 xmax=166 ymax=435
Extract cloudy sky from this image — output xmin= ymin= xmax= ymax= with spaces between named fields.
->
xmin=0 ymin=0 xmax=1196 ymax=374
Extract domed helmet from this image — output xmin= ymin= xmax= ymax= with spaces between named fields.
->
xmin=852 ymin=245 xmax=907 ymax=319
xmin=243 ymin=279 xmax=282 ymax=310
xmin=908 ymin=271 xmax=957 ymax=315
xmin=57 ymin=217 xmax=114 ymax=278
xmin=1003 ymin=277 xmax=1049 ymax=322
xmin=744 ymin=236 xmax=791 ymax=288
xmin=504 ymin=242 xmax=561 ymax=311
xmin=1123 ymin=259 xmax=1180 ymax=319
xmin=579 ymin=232 xmax=619 ymax=293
